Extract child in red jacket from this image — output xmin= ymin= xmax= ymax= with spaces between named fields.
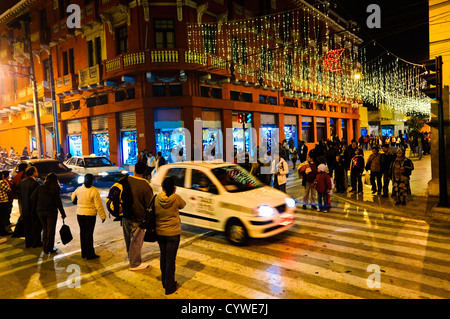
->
xmin=315 ymin=164 xmax=333 ymax=212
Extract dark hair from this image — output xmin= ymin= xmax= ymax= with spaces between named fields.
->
xmin=162 ymin=177 xmax=175 ymax=197
xmin=372 ymin=146 xmax=379 ymax=151
xmin=2 ymin=170 xmax=9 ymax=178
xmin=84 ymin=173 xmax=94 ymax=188
xmin=18 ymin=163 xmax=28 ymax=172
xmin=134 ymin=161 xmax=146 ymax=175
xmin=382 ymin=144 xmax=389 ymax=148
xmin=44 ymin=173 xmax=60 ymax=194
xmin=25 ymin=166 xmax=36 ymax=177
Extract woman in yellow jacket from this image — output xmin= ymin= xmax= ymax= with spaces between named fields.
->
xmin=72 ymin=174 xmax=106 ymax=260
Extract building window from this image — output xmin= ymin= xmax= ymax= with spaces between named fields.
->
xmin=62 ymin=51 xmax=68 ymax=76
xmin=268 ymin=96 xmax=277 ymax=105
xmin=62 ymin=49 xmax=74 ymax=76
xmin=230 ymin=90 xmax=240 ymax=101
xmin=241 ymin=92 xmax=252 ymax=102
xmin=232 ymin=36 xmax=239 ymax=63
xmin=259 ymin=95 xmax=267 ymax=104
xmin=116 ymin=25 xmax=128 ymax=55
xmin=302 ymin=117 xmax=314 ymax=143
xmin=154 ymin=19 xmax=175 ymax=49
xmin=88 ymin=37 xmax=102 ymax=67
xmin=201 ymin=85 xmax=210 ymax=97
xmin=153 ymin=84 xmax=166 ymax=97
xmin=170 ymin=84 xmax=183 ymax=96
xmin=43 ymin=59 xmax=50 ymax=82
xmin=202 ymin=24 xmax=216 ymax=54
xmin=211 ymin=87 xmax=222 ymax=99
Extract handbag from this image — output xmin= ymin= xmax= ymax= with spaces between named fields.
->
xmin=141 ymin=195 xmax=157 ymax=242
xmin=59 ymin=220 xmax=73 ymax=245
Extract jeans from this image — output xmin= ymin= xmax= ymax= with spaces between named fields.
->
xmin=157 ymin=234 xmax=180 ymax=294
xmin=303 ymin=181 xmax=316 ymax=206
xmin=370 ymin=171 xmax=382 ymax=193
xmin=123 ymin=218 xmax=145 ymax=268
xmin=416 ymin=146 xmax=422 ymax=159
xmin=351 ymin=172 xmax=363 ymax=192
xmin=317 ymin=193 xmax=330 ymax=211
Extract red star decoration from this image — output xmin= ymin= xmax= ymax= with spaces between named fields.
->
xmin=324 ymin=49 xmax=345 ymax=72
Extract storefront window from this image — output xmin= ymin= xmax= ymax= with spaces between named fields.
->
xmin=261 ymin=126 xmax=277 ymax=152
xmin=302 ymin=117 xmax=314 ymax=143
xmin=92 ymin=133 xmax=109 ymax=158
xmin=316 ymin=117 xmax=326 ymax=142
xmin=330 ymin=118 xmax=337 ymax=139
xmin=341 ymin=119 xmax=348 ymax=142
xmin=202 ymin=128 xmax=222 ymax=161
xmin=155 ymin=128 xmax=186 ymax=162
xmin=67 ymin=135 xmax=82 ymax=156
xmin=121 ymin=130 xmax=138 ymax=166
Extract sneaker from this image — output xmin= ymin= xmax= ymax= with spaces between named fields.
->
xmin=311 ymin=205 xmax=317 ymax=210
xmin=130 ymin=262 xmax=149 ymax=271
xmin=302 ymin=205 xmax=307 ymax=210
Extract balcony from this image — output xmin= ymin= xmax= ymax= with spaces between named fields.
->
xmin=79 ymin=64 xmax=101 ymax=88
xmin=55 ymin=73 xmax=79 ymax=96
xmin=103 ymin=49 xmax=230 ymax=80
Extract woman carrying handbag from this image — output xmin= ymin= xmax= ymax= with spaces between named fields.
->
xmin=72 ymin=174 xmax=106 ymax=260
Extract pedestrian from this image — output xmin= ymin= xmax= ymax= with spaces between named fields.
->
xmin=272 ymin=153 xmax=289 ymax=193
xmin=31 ymin=148 xmax=38 ymax=159
xmin=333 ymin=154 xmax=346 ymax=193
xmin=21 ymin=147 xmax=29 ymax=159
xmin=122 ymin=161 xmax=154 ymax=270
xmin=0 ymin=172 xmax=12 ymax=237
xmin=18 ymin=166 xmax=41 ymax=248
xmin=1 ymin=171 xmax=14 ymax=231
xmin=289 ymin=144 xmax=298 ymax=170
xmin=298 ymin=140 xmax=308 ymax=163
xmin=390 ymin=149 xmax=414 ymax=205
xmin=72 ymin=173 xmax=106 ymax=260
xmin=155 ymin=176 xmax=186 ymax=295
xmin=315 ymin=164 xmax=332 ymax=213
xmin=365 ymin=146 xmax=382 ymax=195
xmin=299 ymin=154 xmax=318 ymax=210
xmin=380 ymin=144 xmax=395 ymax=197
xmin=147 ymin=151 xmax=156 ymax=178
xmin=31 ymin=173 xmax=66 ymax=254
xmin=349 ymin=148 xmax=364 ymax=194
xmin=416 ymin=134 xmax=423 ymax=160
xmin=9 ymin=147 xmax=15 ymax=158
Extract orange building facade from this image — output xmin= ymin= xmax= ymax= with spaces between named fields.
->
xmin=0 ymin=0 xmax=362 ymax=167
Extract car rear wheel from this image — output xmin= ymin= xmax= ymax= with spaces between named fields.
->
xmin=225 ymin=219 xmax=248 ymax=246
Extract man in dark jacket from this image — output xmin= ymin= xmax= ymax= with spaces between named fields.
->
xmin=18 ymin=166 xmax=41 ymax=248
xmin=122 ymin=162 xmax=154 ymax=270
xmin=298 ymin=140 xmax=308 ymax=163
xmin=380 ymin=144 xmax=395 ymax=197
xmin=350 ymin=148 xmax=365 ymax=194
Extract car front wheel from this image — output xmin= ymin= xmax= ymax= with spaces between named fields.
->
xmin=225 ymin=219 xmax=249 ymax=246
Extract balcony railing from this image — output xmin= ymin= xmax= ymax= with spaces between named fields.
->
xmin=79 ymin=64 xmax=100 ymax=88
xmin=104 ymin=49 xmax=229 ymax=79
xmin=55 ymin=73 xmax=78 ymax=94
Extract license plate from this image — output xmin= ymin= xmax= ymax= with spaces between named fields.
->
xmin=279 ymin=213 xmax=294 ymax=225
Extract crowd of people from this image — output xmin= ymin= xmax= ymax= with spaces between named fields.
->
xmin=0 ymin=159 xmax=183 ymax=295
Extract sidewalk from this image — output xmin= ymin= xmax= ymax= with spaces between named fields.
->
xmin=287 ymin=150 xmax=450 ymax=224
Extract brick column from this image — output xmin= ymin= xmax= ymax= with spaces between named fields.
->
xmin=80 ymin=118 xmax=91 ymax=156
xmin=107 ymin=112 xmax=119 ymax=166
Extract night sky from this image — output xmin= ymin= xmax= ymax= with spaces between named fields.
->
xmin=0 ymin=0 xmax=429 ymax=63
xmin=330 ymin=0 xmax=429 ymax=63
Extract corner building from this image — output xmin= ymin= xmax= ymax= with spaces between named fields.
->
xmin=0 ymin=0 xmax=362 ymax=167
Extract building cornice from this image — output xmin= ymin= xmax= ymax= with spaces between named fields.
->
xmin=0 ymin=0 xmax=37 ymax=25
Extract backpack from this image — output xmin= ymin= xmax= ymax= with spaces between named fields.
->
xmin=106 ymin=175 xmax=133 ymax=220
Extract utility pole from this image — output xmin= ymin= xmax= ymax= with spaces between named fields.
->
xmin=9 ymin=14 xmax=44 ymax=158
xmin=47 ymin=51 xmax=61 ymax=158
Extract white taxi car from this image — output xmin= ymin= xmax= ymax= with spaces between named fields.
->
xmin=150 ymin=162 xmax=295 ymax=245
xmin=65 ymin=155 xmax=129 ymax=183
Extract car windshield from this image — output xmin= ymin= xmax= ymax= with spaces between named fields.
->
xmin=33 ymin=161 xmax=71 ymax=175
xmin=84 ymin=157 xmax=114 ymax=167
xmin=211 ymin=165 xmax=264 ymax=193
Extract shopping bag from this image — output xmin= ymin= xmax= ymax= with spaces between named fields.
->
xmin=59 ymin=220 xmax=73 ymax=245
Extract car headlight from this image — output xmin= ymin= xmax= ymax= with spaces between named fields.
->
xmin=98 ymin=172 xmax=108 ymax=176
xmin=77 ymin=176 xmax=85 ymax=184
xmin=257 ymin=205 xmax=276 ymax=217
xmin=285 ymin=197 xmax=296 ymax=209
xmin=121 ymin=170 xmax=128 ymax=174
